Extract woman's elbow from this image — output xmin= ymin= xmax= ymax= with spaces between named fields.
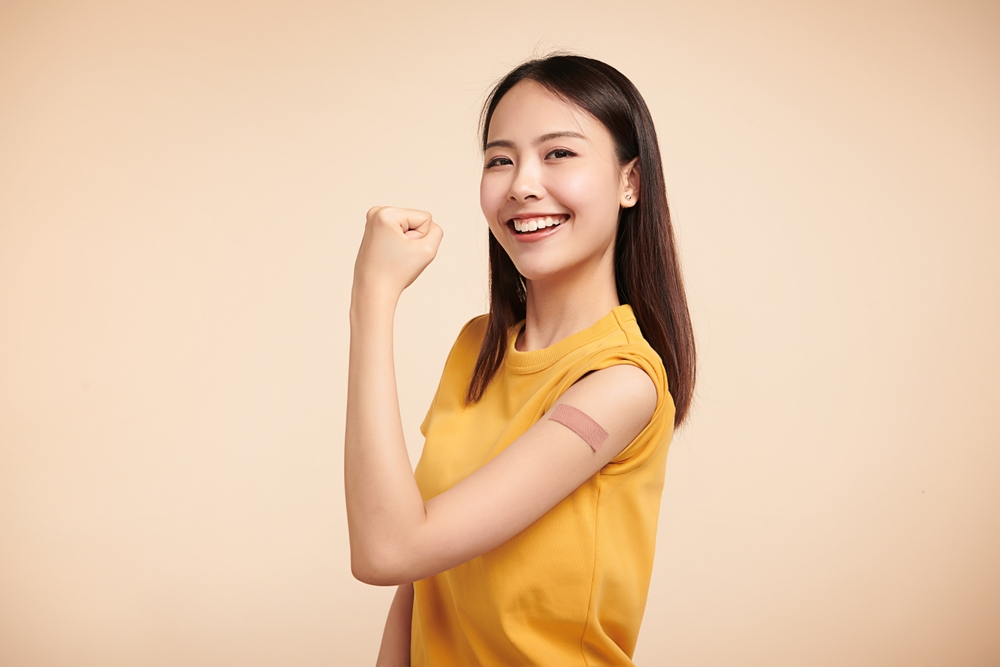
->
xmin=351 ymin=546 xmax=413 ymax=586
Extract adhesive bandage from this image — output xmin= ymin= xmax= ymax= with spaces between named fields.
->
xmin=548 ymin=403 xmax=609 ymax=452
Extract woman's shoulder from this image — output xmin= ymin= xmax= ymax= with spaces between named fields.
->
xmin=435 ymin=314 xmax=489 ymax=377
xmin=451 ymin=313 xmax=488 ymax=352
xmin=586 ymin=310 xmax=667 ymax=378
xmin=455 ymin=313 xmax=489 ymax=345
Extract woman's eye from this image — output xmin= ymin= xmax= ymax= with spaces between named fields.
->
xmin=485 ymin=156 xmax=512 ymax=168
xmin=547 ymin=149 xmax=575 ymax=159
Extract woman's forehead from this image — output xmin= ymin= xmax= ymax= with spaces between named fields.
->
xmin=487 ymin=80 xmax=600 ymax=144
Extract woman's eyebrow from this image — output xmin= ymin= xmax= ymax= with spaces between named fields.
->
xmin=484 ymin=131 xmax=587 ymax=151
xmin=536 ymin=131 xmax=586 ymax=144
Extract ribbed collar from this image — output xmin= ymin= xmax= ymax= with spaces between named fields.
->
xmin=505 ymin=304 xmax=635 ymax=375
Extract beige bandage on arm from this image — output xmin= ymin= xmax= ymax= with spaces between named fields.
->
xmin=548 ymin=403 xmax=609 ymax=452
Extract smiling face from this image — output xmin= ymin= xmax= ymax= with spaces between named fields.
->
xmin=480 ymin=79 xmax=637 ymax=286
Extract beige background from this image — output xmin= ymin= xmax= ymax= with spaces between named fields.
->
xmin=2 ymin=1 xmax=998 ymax=665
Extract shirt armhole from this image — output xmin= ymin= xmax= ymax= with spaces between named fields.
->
xmin=420 ymin=314 xmax=487 ymax=438
xmin=556 ymin=346 xmax=674 ymax=472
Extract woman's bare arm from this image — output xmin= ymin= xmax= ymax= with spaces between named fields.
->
xmin=345 ymin=207 xmax=657 ymax=585
xmin=345 ymin=207 xmax=441 ymax=584
xmin=375 ymin=584 xmax=413 ymax=667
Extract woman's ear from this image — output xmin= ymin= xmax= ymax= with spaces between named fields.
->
xmin=620 ymin=158 xmax=640 ymax=208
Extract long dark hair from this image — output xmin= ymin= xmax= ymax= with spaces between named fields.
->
xmin=466 ymin=54 xmax=696 ymax=427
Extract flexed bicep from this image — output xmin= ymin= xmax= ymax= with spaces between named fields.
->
xmin=386 ymin=363 xmax=658 ymax=583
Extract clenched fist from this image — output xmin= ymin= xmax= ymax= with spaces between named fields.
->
xmin=352 ymin=206 xmax=444 ymax=302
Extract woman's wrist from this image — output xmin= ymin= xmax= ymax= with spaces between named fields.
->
xmin=350 ymin=281 xmax=400 ymax=324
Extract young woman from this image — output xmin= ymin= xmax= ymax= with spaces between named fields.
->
xmin=345 ymin=54 xmax=696 ymax=666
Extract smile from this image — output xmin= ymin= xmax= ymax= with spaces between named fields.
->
xmin=509 ymin=215 xmax=568 ymax=234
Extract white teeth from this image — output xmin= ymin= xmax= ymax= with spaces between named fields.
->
xmin=513 ymin=216 xmax=564 ymax=233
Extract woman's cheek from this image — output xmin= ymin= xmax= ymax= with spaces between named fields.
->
xmin=480 ymin=176 xmax=504 ymax=224
xmin=557 ymin=166 xmax=610 ymax=215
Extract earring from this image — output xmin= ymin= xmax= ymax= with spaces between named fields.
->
xmin=625 ymin=194 xmax=632 ymax=200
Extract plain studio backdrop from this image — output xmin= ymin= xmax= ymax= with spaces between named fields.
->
xmin=1 ymin=1 xmax=998 ymax=665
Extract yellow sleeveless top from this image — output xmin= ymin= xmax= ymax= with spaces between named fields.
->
xmin=411 ymin=305 xmax=675 ymax=666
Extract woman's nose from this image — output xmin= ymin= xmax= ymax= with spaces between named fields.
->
xmin=508 ymin=162 xmax=544 ymax=202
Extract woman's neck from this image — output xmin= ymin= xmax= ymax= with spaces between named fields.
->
xmin=516 ymin=264 xmax=621 ymax=352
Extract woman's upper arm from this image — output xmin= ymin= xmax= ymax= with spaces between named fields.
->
xmin=395 ymin=363 xmax=658 ymax=582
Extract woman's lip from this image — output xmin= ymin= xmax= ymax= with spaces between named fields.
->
xmin=505 ymin=216 xmax=566 ymax=242
xmin=507 ymin=213 xmax=569 ymax=223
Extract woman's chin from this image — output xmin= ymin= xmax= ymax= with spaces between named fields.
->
xmin=515 ymin=265 xmax=567 ymax=286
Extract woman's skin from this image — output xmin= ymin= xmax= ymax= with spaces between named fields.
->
xmin=375 ymin=583 xmax=412 ymax=666
xmin=348 ymin=80 xmax=658 ymax=665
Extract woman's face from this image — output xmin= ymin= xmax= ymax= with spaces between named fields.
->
xmin=480 ymin=80 xmax=637 ymax=285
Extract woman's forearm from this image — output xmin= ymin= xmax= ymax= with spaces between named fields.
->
xmin=375 ymin=583 xmax=413 ymax=667
xmin=344 ymin=290 xmax=428 ymax=584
